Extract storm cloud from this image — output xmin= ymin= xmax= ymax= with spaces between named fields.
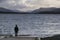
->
xmin=0 ymin=0 xmax=60 ymax=12
xmin=0 ymin=0 xmax=7 ymax=3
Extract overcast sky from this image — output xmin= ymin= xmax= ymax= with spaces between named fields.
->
xmin=0 ymin=0 xmax=60 ymax=12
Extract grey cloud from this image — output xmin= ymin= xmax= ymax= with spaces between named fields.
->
xmin=0 ymin=0 xmax=43 ymax=11
xmin=0 ymin=0 xmax=4 ymax=2
xmin=0 ymin=0 xmax=4 ymax=3
xmin=0 ymin=0 xmax=7 ymax=3
xmin=25 ymin=0 xmax=42 ymax=5
xmin=0 ymin=0 xmax=60 ymax=12
xmin=16 ymin=4 xmax=27 ymax=9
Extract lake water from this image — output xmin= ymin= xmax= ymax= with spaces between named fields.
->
xmin=0 ymin=14 xmax=60 ymax=37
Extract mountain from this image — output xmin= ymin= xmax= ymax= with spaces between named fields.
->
xmin=0 ymin=7 xmax=29 ymax=14
xmin=0 ymin=7 xmax=15 ymax=12
xmin=32 ymin=7 xmax=60 ymax=14
xmin=1 ymin=7 xmax=60 ymax=14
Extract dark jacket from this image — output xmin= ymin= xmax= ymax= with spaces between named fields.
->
xmin=14 ymin=25 xmax=19 ymax=33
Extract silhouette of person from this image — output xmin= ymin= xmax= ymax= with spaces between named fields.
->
xmin=14 ymin=25 xmax=19 ymax=36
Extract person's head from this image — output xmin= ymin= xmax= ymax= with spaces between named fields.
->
xmin=15 ymin=24 xmax=18 ymax=27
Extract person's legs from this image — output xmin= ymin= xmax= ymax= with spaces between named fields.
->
xmin=15 ymin=31 xmax=18 ymax=36
xmin=15 ymin=33 xmax=17 ymax=36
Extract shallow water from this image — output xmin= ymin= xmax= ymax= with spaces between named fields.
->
xmin=0 ymin=14 xmax=60 ymax=37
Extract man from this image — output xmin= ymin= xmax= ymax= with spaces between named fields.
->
xmin=14 ymin=25 xmax=19 ymax=36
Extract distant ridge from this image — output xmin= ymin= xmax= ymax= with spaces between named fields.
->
xmin=0 ymin=7 xmax=14 ymax=12
xmin=31 ymin=7 xmax=60 ymax=14
xmin=0 ymin=7 xmax=60 ymax=14
xmin=0 ymin=7 xmax=28 ymax=14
